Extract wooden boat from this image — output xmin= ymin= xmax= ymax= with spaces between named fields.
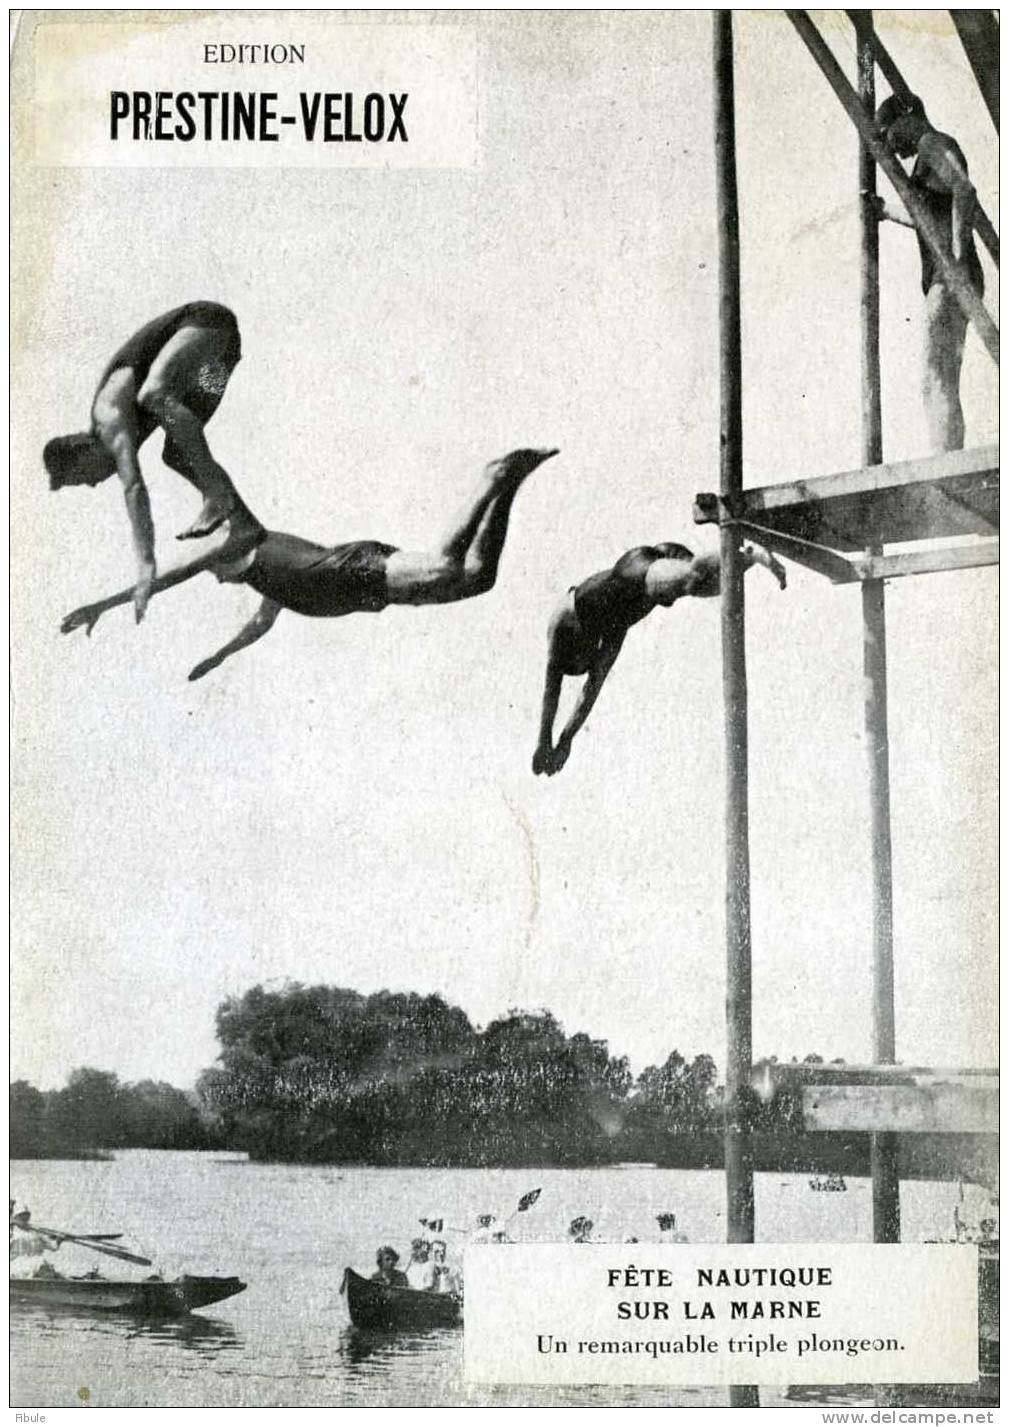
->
xmin=341 ymin=1267 xmax=461 ymax=1331
xmin=10 ymin=1273 xmax=246 ymax=1317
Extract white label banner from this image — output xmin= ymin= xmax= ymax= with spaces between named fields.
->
xmin=463 ymin=1243 xmax=979 ymax=1385
xmin=33 ymin=17 xmax=479 ymax=169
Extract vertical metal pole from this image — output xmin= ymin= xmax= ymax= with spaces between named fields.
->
xmin=855 ymin=12 xmax=900 ymax=1246
xmin=714 ymin=11 xmax=758 ymax=1408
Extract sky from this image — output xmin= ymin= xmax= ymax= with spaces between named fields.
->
xmin=11 ymin=10 xmax=998 ymax=1091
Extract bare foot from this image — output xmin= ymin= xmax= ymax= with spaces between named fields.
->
xmin=490 ymin=448 xmax=559 ymax=486
xmin=177 ymin=498 xmax=236 ymax=541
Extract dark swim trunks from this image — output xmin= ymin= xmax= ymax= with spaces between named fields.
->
xmin=240 ymin=534 xmax=398 ymax=618
xmin=93 ymin=301 xmax=241 ymax=462
xmin=910 ymin=144 xmax=984 ymax=298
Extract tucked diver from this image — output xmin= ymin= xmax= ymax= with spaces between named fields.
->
xmin=533 ymin=541 xmax=786 ymax=775
xmin=60 ymin=448 xmax=558 ymax=680
xmin=43 ymin=302 xmax=263 ymax=623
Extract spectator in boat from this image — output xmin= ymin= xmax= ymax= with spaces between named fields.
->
xmin=471 ymin=1214 xmax=498 ymax=1244
xmin=657 ymin=1212 xmax=689 ymax=1244
xmin=405 ymin=1238 xmax=437 ymax=1291
xmin=533 ymin=541 xmax=786 ymax=775
xmin=568 ymin=1217 xmax=595 ymax=1243
xmin=371 ymin=1246 xmax=409 ymax=1288
xmin=871 ymin=93 xmax=984 ymax=453
xmin=430 ymin=1240 xmax=461 ymax=1295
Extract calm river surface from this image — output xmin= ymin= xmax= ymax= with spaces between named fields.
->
xmin=10 ymin=1151 xmax=979 ymax=1408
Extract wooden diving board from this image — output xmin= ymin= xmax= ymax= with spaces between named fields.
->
xmin=694 ymin=444 xmax=999 ymax=552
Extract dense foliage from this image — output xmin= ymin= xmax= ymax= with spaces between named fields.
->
xmin=196 ymin=985 xmax=634 ymax=1165
xmin=10 ymin=1068 xmax=218 ymax=1158
xmin=12 ymin=985 xmax=845 ymax=1167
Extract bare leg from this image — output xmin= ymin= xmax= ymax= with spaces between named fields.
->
xmin=385 ymin=447 xmax=557 ymax=605
xmin=136 ymin=325 xmax=262 ymax=540
xmin=923 ymin=284 xmax=968 ymax=453
xmin=461 ymin=479 xmax=526 ymax=593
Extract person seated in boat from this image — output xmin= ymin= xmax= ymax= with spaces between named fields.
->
xmin=430 ymin=1240 xmax=461 ymax=1296
xmin=533 ymin=540 xmax=787 ymax=774
xmin=657 ymin=1212 xmax=688 ymax=1244
xmin=370 ymin=1246 xmax=409 ymax=1288
xmin=568 ymin=1216 xmax=595 ymax=1244
xmin=405 ymin=1239 xmax=437 ymax=1291
xmin=60 ymin=447 xmax=559 ymax=682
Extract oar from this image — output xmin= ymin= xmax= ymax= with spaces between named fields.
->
xmin=28 ymin=1223 xmax=152 ymax=1267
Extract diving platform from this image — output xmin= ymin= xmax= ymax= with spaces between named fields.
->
xmin=752 ymin=1063 xmax=999 ymax=1136
xmin=694 ymin=444 xmax=1000 ymax=582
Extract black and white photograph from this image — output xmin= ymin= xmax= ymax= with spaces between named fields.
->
xmin=9 ymin=8 xmax=998 ymax=1413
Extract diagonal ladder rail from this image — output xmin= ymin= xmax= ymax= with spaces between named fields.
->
xmin=844 ymin=10 xmax=999 ymax=265
xmin=788 ymin=10 xmax=999 ymax=365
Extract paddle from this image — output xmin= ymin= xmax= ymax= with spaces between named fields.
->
xmin=26 ymin=1223 xmax=153 ymax=1267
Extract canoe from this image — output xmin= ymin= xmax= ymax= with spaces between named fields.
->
xmin=342 ymin=1267 xmax=461 ymax=1331
xmin=10 ymin=1273 xmax=246 ymax=1316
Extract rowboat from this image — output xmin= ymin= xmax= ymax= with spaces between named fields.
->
xmin=10 ymin=1273 xmax=246 ymax=1317
xmin=341 ymin=1267 xmax=461 ymax=1331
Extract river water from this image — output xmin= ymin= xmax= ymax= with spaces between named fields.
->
xmin=10 ymin=1151 xmax=982 ymax=1408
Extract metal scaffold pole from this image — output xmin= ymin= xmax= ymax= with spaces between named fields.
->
xmin=713 ymin=10 xmax=758 ymax=1409
xmin=854 ymin=11 xmax=900 ymax=1246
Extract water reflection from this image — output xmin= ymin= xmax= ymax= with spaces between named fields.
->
xmin=12 ymin=1302 xmax=241 ymax=1359
xmin=339 ymin=1323 xmax=457 ymax=1369
xmin=124 ymin=1314 xmax=241 ymax=1356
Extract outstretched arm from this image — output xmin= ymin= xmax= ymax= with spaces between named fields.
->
xmin=741 ymin=541 xmax=787 ymax=590
xmin=61 ymin=547 xmax=226 ymax=637
xmin=188 ymin=598 xmax=281 ymax=682
xmin=93 ymin=374 xmax=157 ymax=621
xmin=862 ymin=189 xmax=915 ymax=229
xmin=532 ymin=655 xmax=565 ymax=775
xmin=548 ymin=636 xmax=624 ymax=774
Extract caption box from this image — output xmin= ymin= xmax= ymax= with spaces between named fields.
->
xmin=463 ymin=1243 xmax=978 ymax=1385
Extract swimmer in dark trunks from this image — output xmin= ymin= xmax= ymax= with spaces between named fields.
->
xmin=533 ymin=541 xmax=786 ymax=776
xmin=869 ymin=94 xmax=984 ymax=453
xmin=59 ymin=447 xmax=557 ymax=681
xmin=43 ymin=302 xmax=263 ymax=623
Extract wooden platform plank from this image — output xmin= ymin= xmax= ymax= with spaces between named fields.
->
xmin=803 ymin=1081 xmax=998 ymax=1134
xmin=694 ymin=445 xmax=999 ymax=550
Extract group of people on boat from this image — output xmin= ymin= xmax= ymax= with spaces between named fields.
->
xmin=366 ymin=1204 xmax=689 ymax=1291
xmin=371 ymin=1240 xmax=460 ymax=1296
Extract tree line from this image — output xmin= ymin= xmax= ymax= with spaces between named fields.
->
xmin=10 ymin=1068 xmax=221 ymax=1158
xmin=12 ymin=983 xmax=847 ymax=1166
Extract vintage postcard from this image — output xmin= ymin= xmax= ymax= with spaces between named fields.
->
xmin=10 ymin=8 xmax=998 ymax=1414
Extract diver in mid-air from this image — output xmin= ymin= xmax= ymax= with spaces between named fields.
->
xmin=60 ymin=448 xmax=558 ymax=682
xmin=532 ymin=541 xmax=787 ymax=775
